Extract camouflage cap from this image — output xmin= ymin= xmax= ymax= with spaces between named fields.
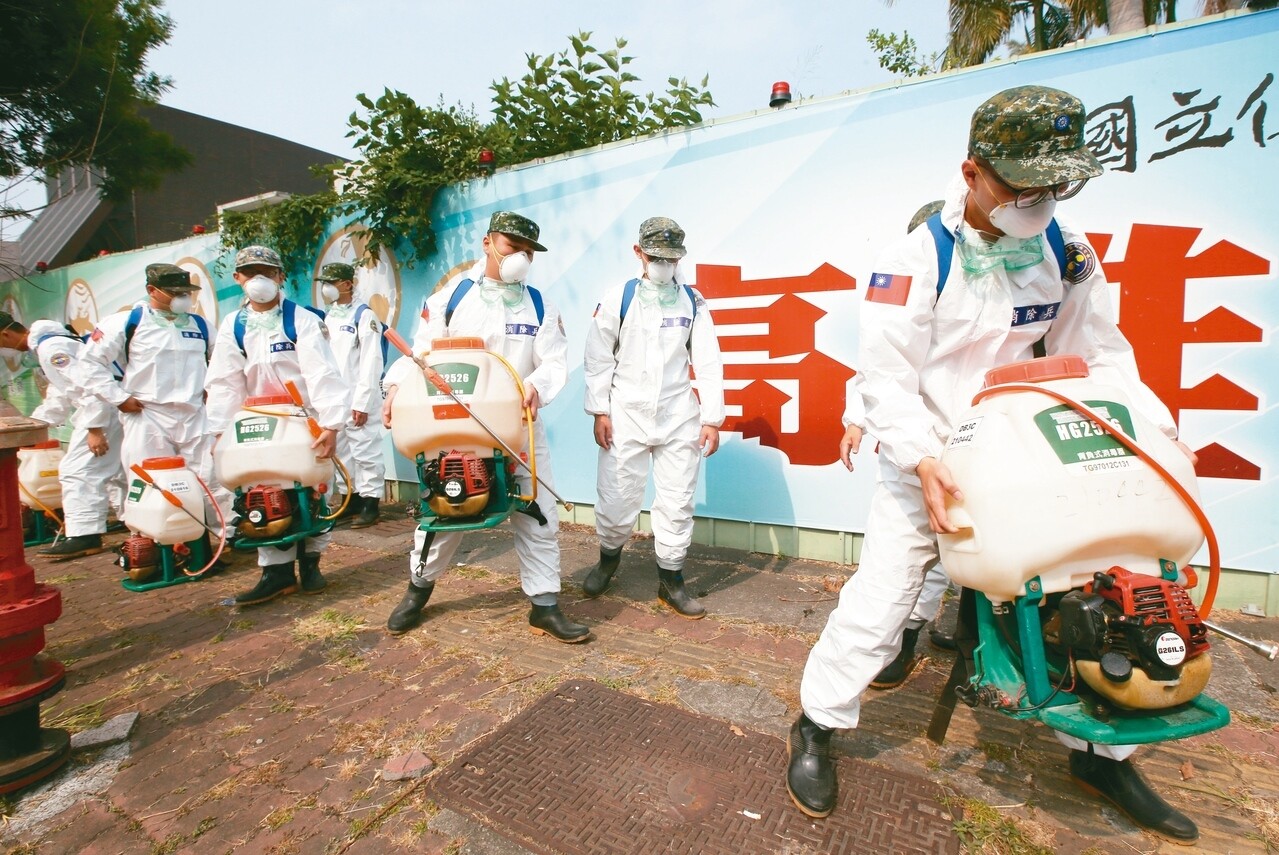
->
xmin=315 ymin=262 xmax=355 ymax=282
xmin=969 ymin=85 xmax=1103 ymax=188
xmin=637 ymin=216 xmax=687 ymax=259
xmin=907 ymin=200 xmax=945 ymax=235
xmin=234 ymin=245 xmax=283 ymax=270
xmin=488 ymin=211 xmax=547 ymax=252
xmin=145 ymin=262 xmax=199 ymax=291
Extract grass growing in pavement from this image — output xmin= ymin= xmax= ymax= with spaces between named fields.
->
xmin=292 ymin=609 xmax=367 ymax=644
xmin=950 ymin=797 xmax=1055 ymax=855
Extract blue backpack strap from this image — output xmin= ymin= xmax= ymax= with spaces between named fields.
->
xmin=682 ymin=284 xmax=698 ymax=322
xmin=281 ymin=299 xmax=324 ymax=344
xmin=526 ymin=285 xmax=544 ymax=325
xmin=1045 ymin=218 xmax=1067 ymax=279
xmin=354 ymin=303 xmax=390 ymax=368
xmin=925 ymin=213 xmax=954 ymax=297
xmin=619 ymin=278 xmax=640 ymax=323
xmin=233 ymin=308 xmax=247 ymax=356
xmin=444 ymin=278 xmax=475 ymax=328
xmin=123 ymin=304 xmax=145 ymax=359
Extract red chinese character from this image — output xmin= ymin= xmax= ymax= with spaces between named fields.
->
xmin=1091 ymin=224 xmax=1268 ymax=480
xmin=694 ymin=264 xmax=856 ymax=466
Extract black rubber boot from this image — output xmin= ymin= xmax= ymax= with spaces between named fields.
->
xmin=657 ymin=568 xmax=706 ymax=619
xmin=786 ymin=713 xmax=837 ymax=818
xmin=387 ymin=581 xmax=434 ymax=634
xmin=1070 ymin=749 xmax=1199 ymax=844
xmin=333 ymin=494 xmax=362 ymax=523
xmin=582 ymin=547 xmax=622 ymax=597
xmin=528 ymin=603 xmax=591 ymax=643
xmin=929 ymin=624 xmax=956 ymax=651
xmin=298 ymin=552 xmax=326 ymax=593
xmin=350 ymin=497 xmax=380 ymax=529
xmin=234 ymin=563 xmax=298 ymax=606
xmin=40 ymin=533 xmax=103 ymax=560
xmin=870 ymin=625 xmax=922 ymax=689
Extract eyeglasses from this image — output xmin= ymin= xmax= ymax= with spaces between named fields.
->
xmin=984 ymin=167 xmax=1088 ymax=209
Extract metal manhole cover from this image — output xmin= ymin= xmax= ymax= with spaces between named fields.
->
xmin=431 ymin=679 xmax=959 ymax=854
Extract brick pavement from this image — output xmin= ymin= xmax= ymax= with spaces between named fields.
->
xmin=1 ymin=508 xmax=1275 ymax=854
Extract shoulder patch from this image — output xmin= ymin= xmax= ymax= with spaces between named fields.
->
xmin=1063 ymin=242 xmax=1096 ymax=284
xmin=50 ymin=352 xmax=72 ymax=368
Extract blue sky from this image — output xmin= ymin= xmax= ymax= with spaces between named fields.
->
xmin=147 ymin=0 xmax=954 ymax=158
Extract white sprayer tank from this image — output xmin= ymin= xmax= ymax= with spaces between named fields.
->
xmin=390 ymin=337 xmax=526 ymax=459
xmin=124 ymin=457 xmax=206 ymax=545
xmin=937 ymin=356 xmax=1203 ymax=603
xmin=17 ymin=440 xmax=64 ymax=510
xmin=216 ymin=396 xmax=332 ymax=490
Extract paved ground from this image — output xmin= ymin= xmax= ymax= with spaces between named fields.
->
xmin=3 ymin=507 xmax=1277 ymax=854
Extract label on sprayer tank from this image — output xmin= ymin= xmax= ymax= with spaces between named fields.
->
xmin=1033 ymin=401 xmax=1137 ymax=476
xmin=235 ymin=416 xmax=279 ymax=444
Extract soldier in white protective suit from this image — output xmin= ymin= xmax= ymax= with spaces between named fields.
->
xmin=206 ymin=246 xmax=349 ymax=605
xmin=316 ymin=262 xmax=386 ymax=529
xmin=381 ymin=211 xmax=590 ymax=643
xmin=27 ymin=319 xmax=126 ymax=559
xmin=581 ymin=217 xmax=724 ymax=619
xmin=79 ymin=264 xmax=224 ymax=557
xmin=786 ymin=86 xmax=1202 ymax=845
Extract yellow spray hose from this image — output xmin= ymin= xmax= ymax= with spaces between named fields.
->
xmin=490 ymin=350 xmax=537 ymax=503
xmin=19 ymin=482 xmax=64 ymax=532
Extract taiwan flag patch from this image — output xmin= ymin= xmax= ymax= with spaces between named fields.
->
xmin=420 ymin=301 xmax=430 ymax=322
xmin=866 ymin=272 xmax=912 ymax=306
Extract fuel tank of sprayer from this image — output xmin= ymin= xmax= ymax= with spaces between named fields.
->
xmin=216 ymin=395 xmax=332 ymax=490
xmin=17 ymin=440 xmax=64 ymax=510
xmin=124 ymin=457 xmax=206 ymax=545
xmin=937 ymin=356 xmax=1202 ymax=603
xmin=390 ymin=337 xmax=526 ymax=459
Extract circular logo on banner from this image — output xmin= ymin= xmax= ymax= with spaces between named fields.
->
xmin=175 ymin=256 xmax=218 ymax=325
xmin=1 ymin=296 xmax=23 ymax=371
xmin=1063 ymin=242 xmax=1096 ymax=284
xmin=313 ymin=226 xmax=402 ymax=328
xmin=64 ymin=279 xmax=99 ymax=336
xmin=1154 ymin=631 xmax=1187 ymax=666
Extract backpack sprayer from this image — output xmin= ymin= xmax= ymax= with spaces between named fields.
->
xmin=383 ymin=328 xmax=571 ymax=534
xmin=929 ymin=356 xmax=1276 ymax=749
xmin=213 ymin=382 xmax=353 ymax=552
xmin=17 ymin=440 xmax=64 ymax=547
xmin=118 ymin=457 xmax=226 ymax=591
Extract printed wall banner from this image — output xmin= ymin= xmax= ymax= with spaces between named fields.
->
xmin=3 ymin=13 xmax=1275 ymax=574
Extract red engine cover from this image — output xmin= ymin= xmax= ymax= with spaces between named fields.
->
xmin=1087 ymin=566 xmax=1209 ymax=658
xmin=244 ymin=487 xmax=292 ymax=521
xmin=439 ymin=452 xmax=489 ymax=497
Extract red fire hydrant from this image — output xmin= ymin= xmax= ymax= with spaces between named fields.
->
xmin=0 ymin=414 xmax=68 ymax=793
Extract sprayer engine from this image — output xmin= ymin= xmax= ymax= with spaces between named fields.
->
xmin=422 ymin=451 xmax=492 ymax=518
xmin=1053 ymin=566 xmax=1211 ymax=710
xmin=235 ymin=486 xmax=295 ymax=538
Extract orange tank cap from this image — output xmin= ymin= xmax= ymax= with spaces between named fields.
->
xmin=140 ymin=456 xmax=187 ymax=470
xmin=432 ymin=337 xmax=485 ymax=351
xmin=984 ymin=355 xmax=1089 ymax=388
xmin=25 ymin=440 xmax=61 ymax=450
xmin=244 ymin=395 xmax=294 ymax=407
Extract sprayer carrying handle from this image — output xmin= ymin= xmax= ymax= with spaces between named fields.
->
xmin=130 ymin=464 xmax=185 ymax=508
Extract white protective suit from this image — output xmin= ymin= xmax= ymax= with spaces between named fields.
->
xmin=583 ymin=277 xmax=724 ymax=570
xmin=79 ymin=304 xmax=222 ymax=524
xmin=206 ymin=301 xmax=350 ymax=566
xmin=383 ymin=266 xmax=569 ymax=598
xmin=28 ymin=321 xmax=125 ymax=535
xmin=841 ymin=385 xmax=950 ymax=629
xmin=323 ymin=301 xmax=386 ymax=500
xmin=801 ymin=176 xmax=1178 ymax=761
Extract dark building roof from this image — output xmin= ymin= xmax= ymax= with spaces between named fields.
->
xmin=15 ymin=104 xmax=343 ymax=274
